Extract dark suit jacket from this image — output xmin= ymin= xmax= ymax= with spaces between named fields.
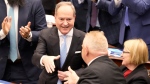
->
xmin=0 ymin=0 xmax=46 ymax=80
xmin=120 ymin=64 xmax=150 ymax=84
xmin=32 ymin=27 xmax=86 ymax=84
xmin=72 ymin=0 xmax=122 ymax=45
xmin=41 ymin=0 xmax=56 ymax=15
xmin=74 ymin=1 xmax=88 ymax=32
xmin=109 ymin=0 xmax=150 ymax=45
xmin=78 ymin=56 xmax=126 ymax=84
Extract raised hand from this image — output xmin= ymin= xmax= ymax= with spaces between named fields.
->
xmin=2 ymin=16 xmax=12 ymax=35
xmin=19 ymin=22 xmax=31 ymax=39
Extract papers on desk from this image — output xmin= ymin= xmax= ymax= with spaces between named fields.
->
xmin=0 ymin=80 xmax=11 ymax=84
xmin=108 ymin=48 xmax=122 ymax=57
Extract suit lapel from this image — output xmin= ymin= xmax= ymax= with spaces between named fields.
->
xmin=49 ymin=27 xmax=61 ymax=69
xmin=62 ymin=28 xmax=81 ymax=70
xmin=18 ymin=0 xmax=30 ymax=42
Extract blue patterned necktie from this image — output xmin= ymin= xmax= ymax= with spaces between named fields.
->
xmin=9 ymin=6 xmax=17 ymax=62
xmin=124 ymin=7 xmax=129 ymax=26
xmin=57 ymin=35 xmax=67 ymax=84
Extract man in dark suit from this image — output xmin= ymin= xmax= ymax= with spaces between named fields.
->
xmin=41 ymin=0 xmax=56 ymax=15
xmin=32 ymin=2 xmax=86 ymax=84
xmin=64 ymin=31 xmax=126 ymax=84
xmin=0 ymin=0 xmax=46 ymax=83
xmin=109 ymin=0 xmax=150 ymax=58
xmin=72 ymin=0 xmax=122 ymax=47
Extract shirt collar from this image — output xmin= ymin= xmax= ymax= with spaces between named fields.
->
xmin=88 ymin=56 xmax=102 ymax=66
xmin=58 ymin=28 xmax=73 ymax=37
xmin=4 ymin=0 xmax=8 ymax=4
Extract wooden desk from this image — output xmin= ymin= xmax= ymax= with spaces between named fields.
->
xmin=109 ymin=56 xmax=150 ymax=70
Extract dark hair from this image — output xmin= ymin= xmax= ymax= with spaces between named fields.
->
xmin=8 ymin=0 xmax=25 ymax=7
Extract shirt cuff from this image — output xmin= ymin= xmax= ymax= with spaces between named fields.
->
xmin=78 ymin=0 xmax=84 ymax=4
xmin=0 ymin=29 xmax=6 ymax=40
xmin=25 ymin=32 xmax=32 ymax=42
xmin=40 ymin=55 xmax=46 ymax=66
xmin=96 ymin=0 xmax=100 ymax=5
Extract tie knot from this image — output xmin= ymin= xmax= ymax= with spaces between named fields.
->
xmin=62 ymin=35 xmax=67 ymax=39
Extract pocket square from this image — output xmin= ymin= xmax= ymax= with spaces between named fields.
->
xmin=75 ymin=51 xmax=81 ymax=54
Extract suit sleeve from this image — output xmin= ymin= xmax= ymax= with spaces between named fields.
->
xmin=32 ymin=29 xmax=47 ymax=68
xmin=129 ymin=77 xmax=147 ymax=84
xmin=71 ymin=0 xmax=86 ymax=8
xmin=96 ymin=0 xmax=111 ymax=11
xmin=123 ymin=0 xmax=150 ymax=15
xmin=108 ymin=0 xmax=122 ymax=16
xmin=78 ymin=69 xmax=100 ymax=84
xmin=31 ymin=0 xmax=47 ymax=42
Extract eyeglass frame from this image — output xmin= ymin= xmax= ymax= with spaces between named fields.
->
xmin=122 ymin=51 xmax=130 ymax=53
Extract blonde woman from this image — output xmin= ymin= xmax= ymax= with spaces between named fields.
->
xmin=121 ymin=39 xmax=150 ymax=84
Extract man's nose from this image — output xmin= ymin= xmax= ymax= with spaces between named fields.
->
xmin=63 ymin=20 xmax=68 ymax=25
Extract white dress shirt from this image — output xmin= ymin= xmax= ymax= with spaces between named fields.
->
xmin=40 ymin=28 xmax=73 ymax=66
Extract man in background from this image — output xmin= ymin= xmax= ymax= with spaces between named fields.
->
xmin=0 ymin=0 xmax=46 ymax=83
xmin=72 ymin=0 xmax=122 ymax=48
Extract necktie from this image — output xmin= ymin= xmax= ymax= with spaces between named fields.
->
xmin=9 ymin=6 xmax=17 ymax=62
xmin=124 ymin=7 xmax=129 ymax=26
xmin=60 ymin=35 xmax=67 ymax=67
xmin=57 ymin=35 xmax=67 ymax=84
xmin=91 ymin=2 xmax=98 ymax=28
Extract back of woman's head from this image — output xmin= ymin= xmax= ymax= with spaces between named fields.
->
xmin=124 ymin=39 xmax=148 ymax=65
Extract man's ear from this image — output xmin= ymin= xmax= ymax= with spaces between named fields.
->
xmin=84 ymin=46 xmax=89 ymax=57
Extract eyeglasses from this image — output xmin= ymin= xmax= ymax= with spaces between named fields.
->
xmin=122 ymin=51 xmax=130 ymax=53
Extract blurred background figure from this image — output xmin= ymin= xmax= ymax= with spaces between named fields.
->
xmin=121 ymin=39 xmax=150 ymax=84
xmin=0 ymin=0 xmax=46 ymax=83
xmin=41 ymin=0 xmax=56 ymax=15
xmin=72 ymin=0 xmax=122 ymax=48
xmin=109 ymin=0 xmax=150 ymax=58
xmin=41 ymin=0 xmax=56 ymax=28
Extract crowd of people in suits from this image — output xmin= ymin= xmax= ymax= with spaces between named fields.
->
xmin=0 ymin=0 xmax=150 ymax=84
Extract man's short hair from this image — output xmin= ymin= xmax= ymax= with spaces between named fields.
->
xmin=55 ymin=2 xmax=76 ymax=16
xmin=83 ymin=31 xmax=108 ymax=52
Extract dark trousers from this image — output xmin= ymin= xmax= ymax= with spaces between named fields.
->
xmin=2 ymin=59 xmax=37 ymax=84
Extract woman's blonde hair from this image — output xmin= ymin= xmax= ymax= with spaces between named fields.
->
xmin=124 ymin=39 xmax=148 ymax=65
